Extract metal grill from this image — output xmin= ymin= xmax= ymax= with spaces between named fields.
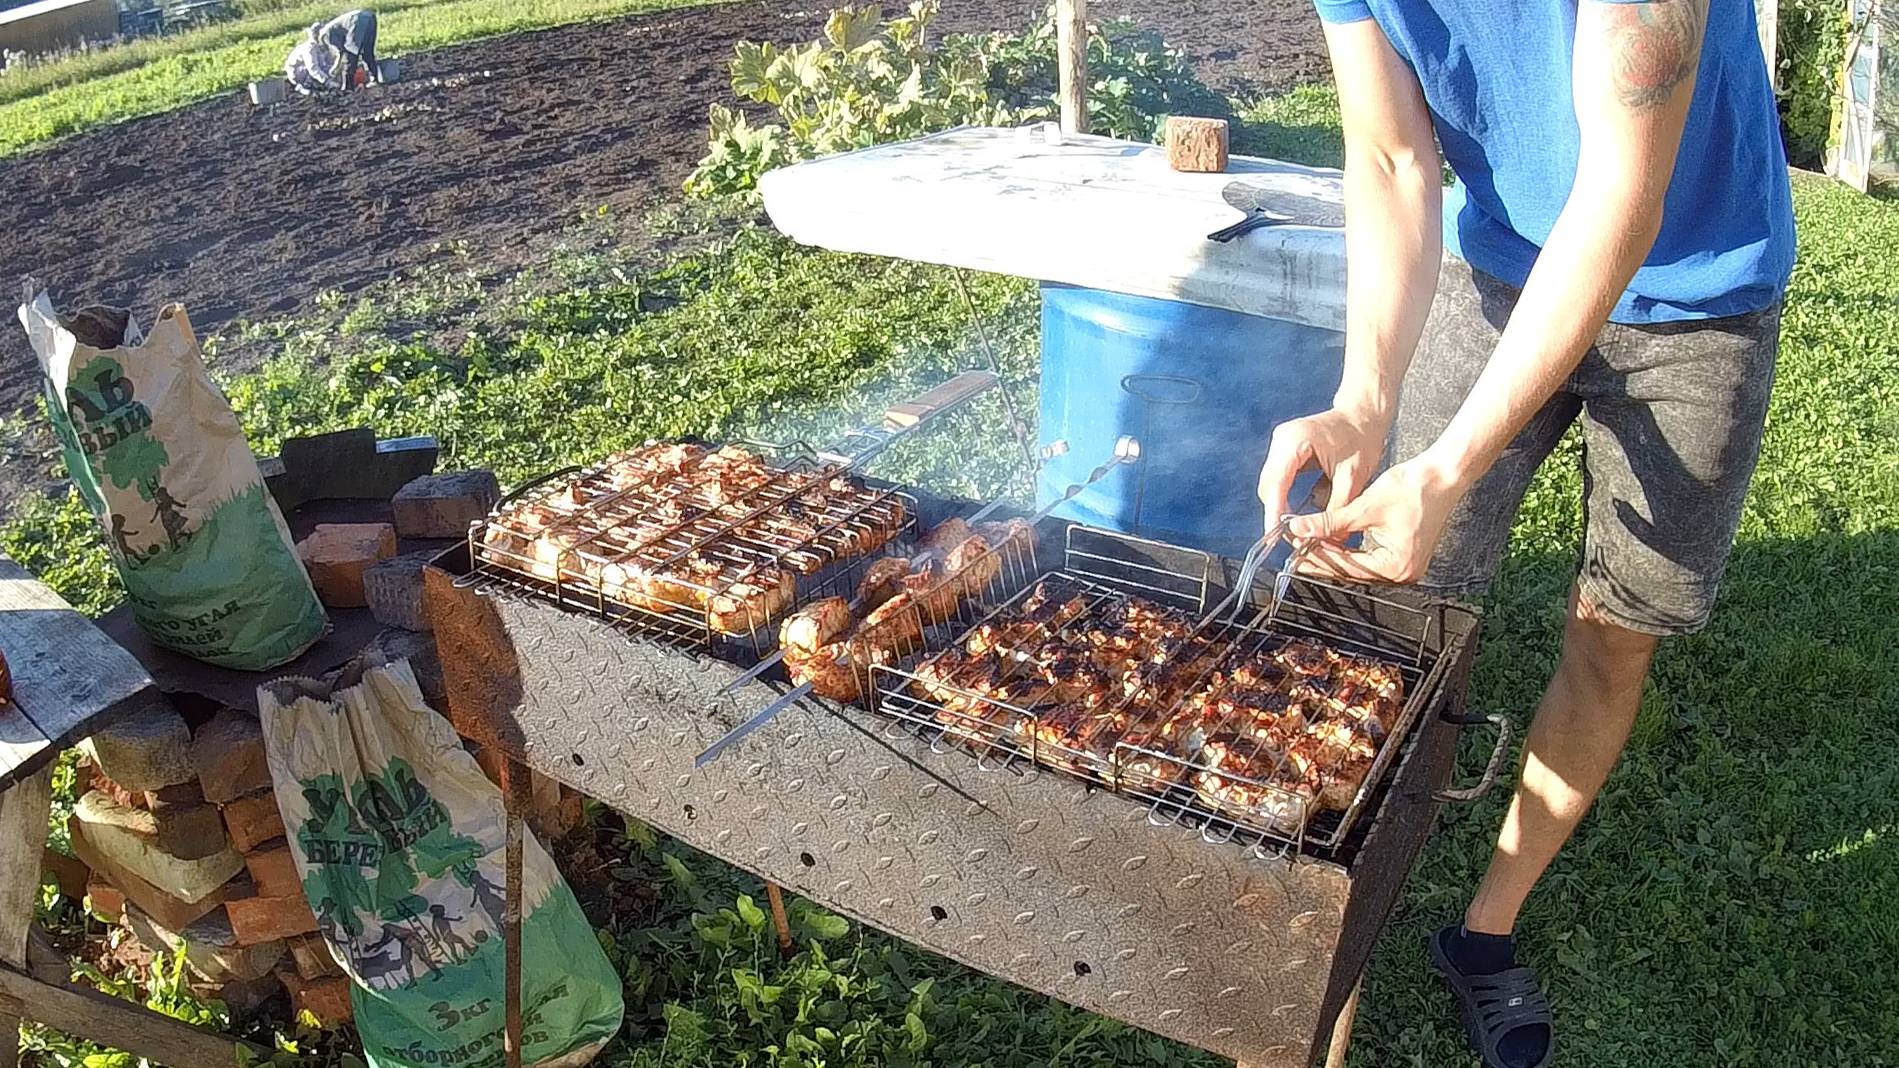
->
xmin=460 ymin=440 xmax=920 ymax=652
xmin=873 ymin=524 xmax=1450 ymax=858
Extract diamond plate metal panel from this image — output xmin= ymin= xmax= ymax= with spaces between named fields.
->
xmin=424 ymin=555 xmax=1476 ymax=1068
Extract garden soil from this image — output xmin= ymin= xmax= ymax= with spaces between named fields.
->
xmin=0 ymin=0 xmax=1324 ymax=474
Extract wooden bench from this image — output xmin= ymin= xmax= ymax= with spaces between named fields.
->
xmin=0 ymin=555 xmax=261 ymax=1068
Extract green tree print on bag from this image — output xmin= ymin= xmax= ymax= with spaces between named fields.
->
xmin=18 ymin=292 xmax=326 ymax=669
xmin=261 ymin=660 xmax=624 ymax=1067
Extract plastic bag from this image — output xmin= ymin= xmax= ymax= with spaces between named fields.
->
xmin=18 ymin=291 xmax=326 ymax=669
xmin=258 ymin=659 xmax=623 ymax=1068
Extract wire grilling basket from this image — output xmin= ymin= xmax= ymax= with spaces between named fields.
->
xmin=459 ymin=440 xmax=922 ymax=652
xmin=871 ymin=525 xmax=1454 ymax=858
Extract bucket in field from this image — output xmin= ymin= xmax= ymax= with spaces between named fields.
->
xmin=248 ymin=79 xmax=286 ymax=105
xmin=377 ymin=57 xmax=401 ymax=83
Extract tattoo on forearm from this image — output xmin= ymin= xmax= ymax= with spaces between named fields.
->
xmin=1604 ymin=0 xmax=1709 ymax=108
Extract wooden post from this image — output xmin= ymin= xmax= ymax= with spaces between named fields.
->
xmin=1056 ymin=0 xmax=1088 ymax=136
xmin=1323 ymin=979 xmax=1363 ymax=1068
xmin=0 ymin=765 xmax=52 ymax=1068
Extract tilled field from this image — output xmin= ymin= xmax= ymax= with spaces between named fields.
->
xmin=0 ymin=0 xmax=1323 ymax=422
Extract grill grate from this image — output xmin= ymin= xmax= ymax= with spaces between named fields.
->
xmin=872 ymin=525 xmax=1451 ymax=858
xmin=460 ymin=441 xmax=919 ymax=652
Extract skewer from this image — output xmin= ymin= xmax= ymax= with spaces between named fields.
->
xmin=714 ymin=435 xmax=1143 ymax=698
xmin=695 ymin=435 xmax=1144 ymax=767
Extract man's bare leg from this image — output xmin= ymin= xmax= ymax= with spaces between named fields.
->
xmin=1464 ymin=586 xmax=1659 ymax=935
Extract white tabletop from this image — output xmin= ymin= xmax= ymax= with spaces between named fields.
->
xmin=759 ymin=126 xmax=1347 ymax=332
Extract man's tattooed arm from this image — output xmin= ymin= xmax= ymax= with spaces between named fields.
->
xmin=1603 ymin=0 xmax=1710 ymax=108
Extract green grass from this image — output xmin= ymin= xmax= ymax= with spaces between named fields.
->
xmin=0 ymin=0 xmax=726 ymax=158
xmin=5 ymin=86 xmax=1897 ymax=1067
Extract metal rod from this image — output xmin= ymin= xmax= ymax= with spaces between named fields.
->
xmin=764 ymin=883 xmax=795 ymax=955
xmin=695 ymin=682 xmax=813 ymax=768
xmin=499 ymin=755 xmax=527 ymax=1068
xmin=950 ymin=269 xmax=1039 ymax=485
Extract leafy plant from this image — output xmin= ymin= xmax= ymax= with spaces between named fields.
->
xmin=1775 ymin=0 xmax=1855 ymax=167
xmin=686 ymin=1 xmax=1227 ymax=197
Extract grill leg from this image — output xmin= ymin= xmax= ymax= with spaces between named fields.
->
xmin=764 ymin=882 xmax=794 ymax=954
xmin=500 ymin=756 xmax=528 ymax=1068
xmin=1323 ymin=979 xmax=1363 ymax=1068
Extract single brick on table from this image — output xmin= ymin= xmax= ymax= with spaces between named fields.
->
xmin=222 ymin=789 xmax=287 ymax=853
xmin=392 ymin=470 xmax=500 ymax=539
xmin=190 ymin=707 xmax=273 ymax=803
xmin=296 ymin=522 xmax=397 ymax=608
xmin=364 ymin=550 xmax=436 ymax=631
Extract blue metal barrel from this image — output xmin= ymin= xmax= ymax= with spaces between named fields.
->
xmin=1037 ymin=283 xmax=1344 ymax=560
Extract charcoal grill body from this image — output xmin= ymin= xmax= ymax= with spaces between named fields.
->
xmin=425 ymin=542 xmax=1479 ymax=1068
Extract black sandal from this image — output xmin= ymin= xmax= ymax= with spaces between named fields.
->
xmin=1428 ymin=926 xmax=1555 ymax=1068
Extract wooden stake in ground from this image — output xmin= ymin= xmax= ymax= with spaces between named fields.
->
xmin=1057 ymin=0 xmax=1088 ymax=135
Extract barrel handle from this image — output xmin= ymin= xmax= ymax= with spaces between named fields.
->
xmin=1119 ymin=374 xmax=1204 ymax=406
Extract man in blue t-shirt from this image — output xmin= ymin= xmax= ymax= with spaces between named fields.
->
xmin=1256 ymin=3 xmax=1792 ymax=1066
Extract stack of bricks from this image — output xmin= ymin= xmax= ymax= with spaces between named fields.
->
xmin=44 ymin=470 xmax=520 ymax=1028
xmin=61 ymin=697 xmax=353 ymax=1026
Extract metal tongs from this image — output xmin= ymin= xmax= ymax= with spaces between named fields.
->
xmin=694 ymin=435 xmax=1143 ymax=769
xmin=1203 ymin=476 xmax=1327 ymax=628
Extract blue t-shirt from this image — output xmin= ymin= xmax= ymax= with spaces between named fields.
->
xmin=1311 ymin=0 xmax=1794 ymax=323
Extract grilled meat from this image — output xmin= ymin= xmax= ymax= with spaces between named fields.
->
xmin=479 ymin=441 xmax=909 ymax=632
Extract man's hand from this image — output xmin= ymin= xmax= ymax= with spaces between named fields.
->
xmin=1257 ymin=403 xmax=1389 ymax=533
xmin=1285 ymin=454 xmax=1465 ymax=584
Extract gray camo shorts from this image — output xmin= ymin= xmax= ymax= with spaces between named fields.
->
xmin=1391 ymin=259 xmax=1782 ymax=636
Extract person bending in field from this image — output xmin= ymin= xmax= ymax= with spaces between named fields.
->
xmin=319 ymin=9 xmax=383 ymax=88
xmin=1256 ymin=2 xmax=1791 ymax=1067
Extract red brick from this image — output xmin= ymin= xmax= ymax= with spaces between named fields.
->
xmin=85 ymin=875 xmax=124 ymax=922
xmin=70 ymin=825 xmax=221 ymax=931
xmin=244 ymin=846 xmax=303 ymax=900
xmin=42 ymin=847 xmax=90 ymax=900
xmin=296 ymin=523 xmax=397 ymax=608
xmin=225 ymin=893 xmax=317 ymax=944
xmin=190 ymin=709 xmax=272 ymax=803
xmin=222 ymin=790 xmax=287 ymax=853
xmin=288 ymin=935 xmax=343 ymax=981
xmin=280 ymin=971 xmax=354 ymax=1027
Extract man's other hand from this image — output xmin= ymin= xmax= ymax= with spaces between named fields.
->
xmin=1284 ymin=455 xmax=1464 ymax=584
xmin=1257 ymin=404 xmax=1389 ymax=533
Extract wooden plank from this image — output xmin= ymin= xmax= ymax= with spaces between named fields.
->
xmin=0 ymin=703 xmax=49 ymax=788
xmin=0 ymin=965 xmax=261 ymax=1067
xmin=1056 ymin=0 xmax=1088 ymax=135
xmin=0 ymin=764 xmax=53 ymax=1068
xmin=0 ymin=556 xmax=162 ymax=789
